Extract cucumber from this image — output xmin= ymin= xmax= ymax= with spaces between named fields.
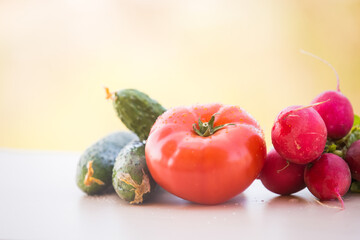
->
xmin=76 ymin=131 xmax=138 ymax=195
xmin=112 ymin=140 xmax=156 ymax=204
xmin=112 ymin=89 xmax=166 ymax=141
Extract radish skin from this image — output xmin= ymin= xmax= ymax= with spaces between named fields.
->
xmin=345 ymin=140 xmax=360 ymax=181
xmin=271 ymin=105 xmax=327 ymax=164
xmin=301 ymin=49 xmax=354 ymax=139
xmin=312 ymin=91 xmax=354 ymax=139
xmin=304 ymin=153 xmax=351 ymax=208
xmin=259 ymin=149 xmax=306 ymax=195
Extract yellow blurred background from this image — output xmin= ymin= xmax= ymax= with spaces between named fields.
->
xmin=0 ymin=0 xmax=359 ymax=151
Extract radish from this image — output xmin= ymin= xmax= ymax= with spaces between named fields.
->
xmin=312 ymin=91 xmax=354 ymax=140
xmin=345 ymin=140 xmax=360 ymax=181
xmin=271 ymin=105 xmax=327 ymax=164
xmin=301 ymin=50 xmax=354 ymax=139
xmin=259 ymin=149 xmax=306 ymax=195
xmin=304 ymin=153 xmax=351 ymax=209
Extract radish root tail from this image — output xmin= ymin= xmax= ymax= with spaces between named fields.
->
xmin=277 ymin=161 xmax=290 ymax=173
xmin=300 ymin=49 xmax=340 ymax=92
xmin=314 ymin=199 xmax=342 ymax=210
xmin=335 ymin=191 xmax=345 ymax=210
xmin=281 ymin=100 xmax=330 ymax=121
xmin=314 ymin=190 xmax=345 ymax=210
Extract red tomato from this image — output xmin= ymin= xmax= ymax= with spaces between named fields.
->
xmin=145 ymin=103 xmax=266 ymax=204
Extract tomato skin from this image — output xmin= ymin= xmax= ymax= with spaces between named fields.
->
xmin=145 ymin=104 xmax=266 ymax=204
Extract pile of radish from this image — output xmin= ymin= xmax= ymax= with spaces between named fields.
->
xmin=259 ymin=51 xmax=360 ymax=209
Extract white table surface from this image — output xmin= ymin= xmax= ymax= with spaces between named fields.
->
xmin=1 ymin=148 xmax=359 ymax=240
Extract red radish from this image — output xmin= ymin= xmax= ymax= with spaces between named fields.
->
xmin=259 ymin=149 xmax=306 ymax=195
xmin=271 ymin=105 xmax=327 ymax=164
xmin=311 ymin=91 xmax=354 ymax=139
xmin=345 ymin=140 xmax=360 ymax=181
xmin=304 ymin=153 xmax=351 ymax=209
xmin=301 ymin=50 xmax=354 ymax=139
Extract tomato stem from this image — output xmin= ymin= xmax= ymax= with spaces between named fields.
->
xmin=193 ymin=113 xmax=235 ymax=137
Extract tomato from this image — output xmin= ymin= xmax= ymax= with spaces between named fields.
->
xmin=145 ymin=103 xmax=266 ymax=204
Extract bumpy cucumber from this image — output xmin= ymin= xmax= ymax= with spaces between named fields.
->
xmin=112 ymin=89 xmax=166 ymax=141
xmin=76 ymin=131 xmax=137 ymax=195
xmin=112 ymin=140 xmax=156 ymax=204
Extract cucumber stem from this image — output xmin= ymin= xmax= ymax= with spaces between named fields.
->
xmin=84 ymin=161 xmax=105 ymax=186
xmin=104 ymin=86 xmax=115 ymax=100
xmin=118 ymin=169 xmax=151 ymax=204
xmin=193 ymin=113 xmax=235 ymax=137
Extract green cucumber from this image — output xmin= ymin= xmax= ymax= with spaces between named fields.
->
xmin=76 ymin=131 xmax=137 ymax=195
xmin=112 ymin=140 xmax=156 ymax=204
xmin=112 ymin=89 xmax=166 ymax=141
